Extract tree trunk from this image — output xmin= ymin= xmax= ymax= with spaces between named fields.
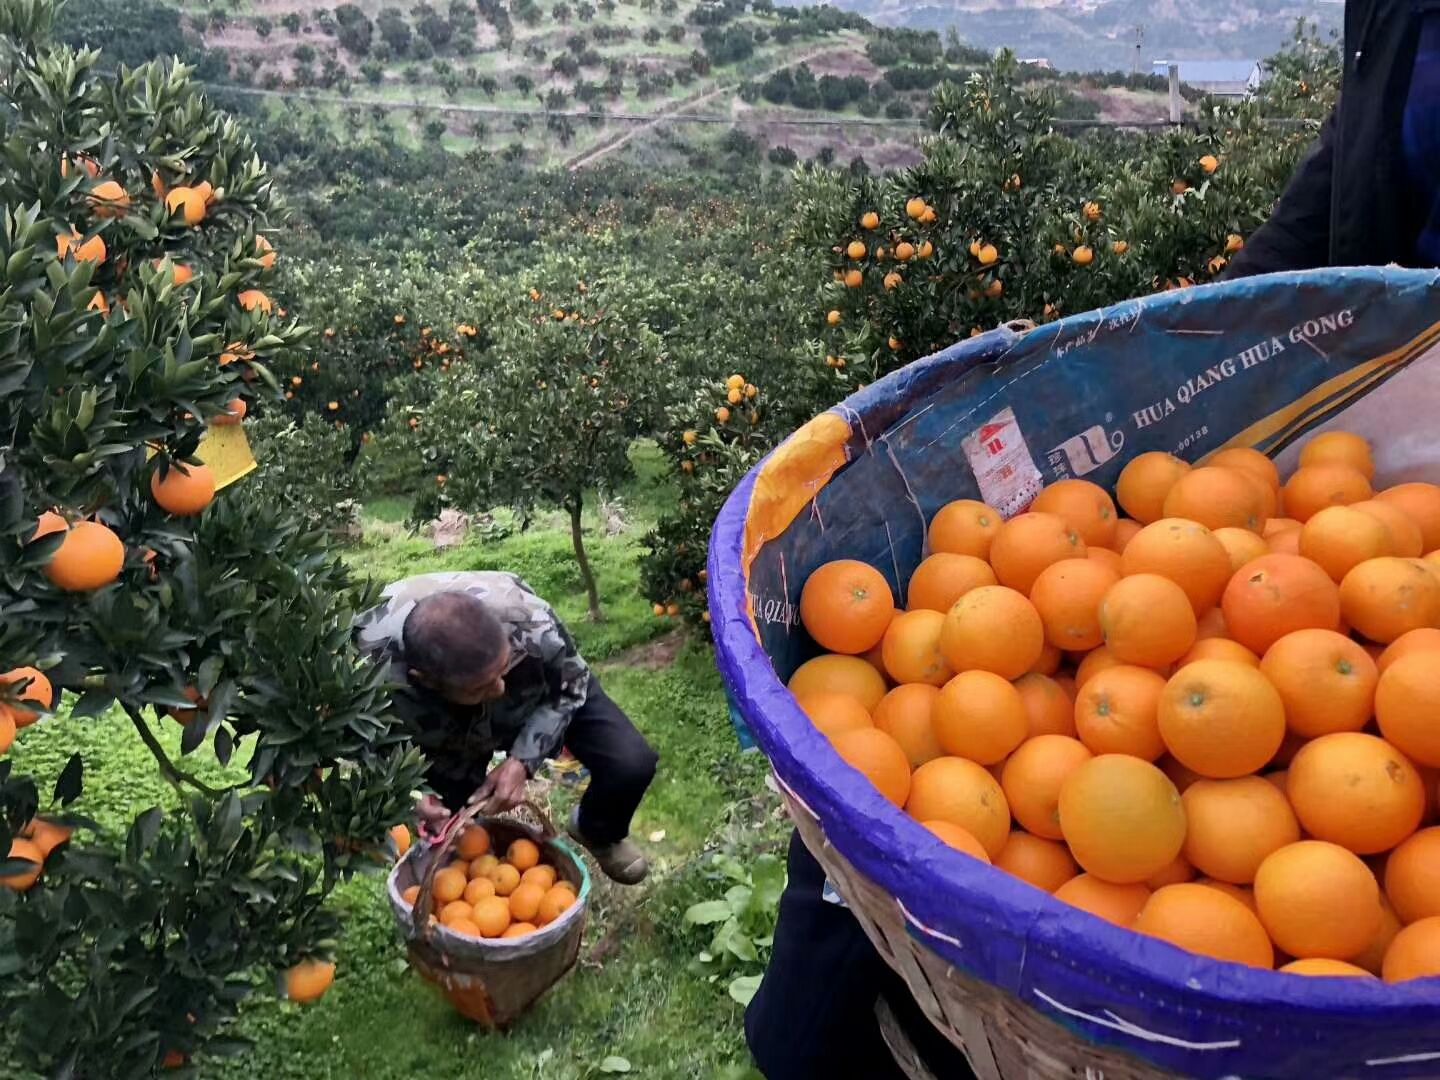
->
xmin=568 ymin=494 xmax=604 ymax=622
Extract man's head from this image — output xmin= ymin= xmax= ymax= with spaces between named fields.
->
xmin=402 ymin=591 xmax=511 ymax=705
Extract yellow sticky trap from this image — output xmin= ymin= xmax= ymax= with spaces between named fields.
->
xmin=142 ymin=423 xmax=257 ymax=491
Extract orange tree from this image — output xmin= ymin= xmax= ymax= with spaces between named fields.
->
xmin=0 ymin=4 xmax=423 ymax=1074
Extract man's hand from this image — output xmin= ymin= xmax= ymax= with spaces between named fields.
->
xmin=416 ymin=795 xmax=450 ymax=831
xmin=471 ymin=758 xmax=528 ymax=814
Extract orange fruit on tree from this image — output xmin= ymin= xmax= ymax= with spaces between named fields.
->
xmin=0 ymin=667 xmax=52 ymax=727
xmin=1351 ymin=499 xmax=1424 ymax=558
xmin=1178 ymin=637 xmax=1258 ymax=668
xmin=928 ymin=499 xmax=1002 ymax=560
xmin=473 ymin=895 xmax=513 ymax=937
xmin=1281 ymin=958 xmax=1375 ymax=977
xmin=1054 ymin=874 xmax=1151 ymax=925
xmin=1000 ymin=734 xmax=1091 ymax=839
xmin=1299 ymin=506 xmax=1391 ymax=581
xmin=439 ymin=900 xmax=474 ymax=927
xmin=881 ymin=610 xmax=954 ymax=686
xmin=800 ymin=560 xmax=895 ymax=655
xmin=1382 ymin=917 xmax=1440 ymax=982
xmin=44 ymin=519 xmax=124 ymax=591
xmin=1121 ymin=519 xmax=1232 ymax=614
xmin=1013 ymin=673 xmax=1075 ymax=738
xmin=788 ymin=655 xmax=887 ymax=713
xmin=1028 ymin=558 xmax=1117 ymax=652
xmin=1282 ymin=464 xmax=1373 ymax=522
xmin=797 ymin=691 xmax=873 ymax=741
xmin=165 ymin=186 xmax=208 ymax=225
xmin=1158 ymin=659 xmax=1286 ymax=778
xmin=1353 ymin=896 xmax=1403 ymax=975
xmin=1116 ymin=452 xmax=1191 ymax=524
xmin=938 ymin=585 xmax=1043 ymax=679
xmin=507 ymin=882 xmax=546 ymax=923
xmin=933 ymin=670 xmax=1028 ymax=764
xmin=463 ymin=877 xmax=497 ymax=905
xmin=1299 ymin=431 xmax=1375 ymax=480
xmin=831 ymin=727 xmax=911 ymax=807
xmin=285 ymin=959 xmax=336 ymax=1004
xmin=1209 ymin=447 xmax=1281 ymax=493
xmin=923 ymin=821 xmax=991 ymax=863
xmin=520 ymin=865 xmax=557 ymax=891
xmin=1099 ymin=574 xmax=1196 ymax=668
xmin=988 ymin=512 xmax=1086 ymax=594
xmin=1221 ymin=553 xmax=1342 ymax=654
xmin=1058 ymin=755 xmax=1186 ymax=884
xmin=1340 ymin=557 xmax=1440 ymax=644
xmin=1384 ymin=827 xmax=1440 ymax=924
xmin=537 ymin=885 xmax=578 ymax=925
xmin=456 ymin=825 xmax=491 ymax=861
xmin=0 ymin=712 xmax=18 ymax=754
xmin=2 ymin=838 xmax=43 ymax=891
xmin=507 ymin=838 xmax=541 ymax=872
xmin=487 ymin=863 xmax=521 ymax=897
xmin=906 ymin=553 xmax=996 ymax=612
xmin=1181 ymin=776 xmax=1300 ymax=883
xmin=1134 ymin=883 xmax=1273 ymax=968
xmin=906 ymin=757 xmax=1011 ymax=858
xmin=1378 ymin=628 xmax=1440 ymax=673
xmin=1163 ymin=466 xmax=1265 ymax=532
xmin=873 ymin=684 xmax=942 ymax=767
xmin=1074 ymin=665 xmax=1168 ymax=761
xmin=151 ymin=462 xmax=215 ymax=517
xmin=255 ymin=233 xmax=277 ymax=269
xmin=1030 ymin=479 xmax=1118 ymax=548
xmin=432 ymin=866 xmax=468 ymax=904
xmin=1260 ymin=629 xmax=1377 ymax=737
xmin=1211 ymin=526 xmax=1269 ymax=573
xmin=1377 ymin=483 xmax=1440 ymax=551
xmin=502 ymin=922 xmax=538 ymax=939
xmin=1254 ymin=841 xmax=1381 ymax=959
xmin=994 ymin=832 xmax=1077 ymax=892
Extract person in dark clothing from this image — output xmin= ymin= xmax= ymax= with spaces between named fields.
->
xmin=355 ymin=571 xmax=658 ymax=884
xmin=1228 ymin=0 xmax=1438 ymax=278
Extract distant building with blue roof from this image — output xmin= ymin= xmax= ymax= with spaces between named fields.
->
xmin=1152 ymin=59 xmax=1264 ymax=98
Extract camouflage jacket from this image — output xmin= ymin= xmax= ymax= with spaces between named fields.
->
xmin=353 ymin=571 xmax=592 ymax=806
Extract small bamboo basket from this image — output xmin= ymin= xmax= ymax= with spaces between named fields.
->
xmin=387 ymin=800 xmax=591 ymax=1028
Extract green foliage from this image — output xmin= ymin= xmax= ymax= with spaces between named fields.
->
xmin=248 ymin=412 xmax=371 ymax=534
xmin=682 ymin=850 xmax=784 ymax=1005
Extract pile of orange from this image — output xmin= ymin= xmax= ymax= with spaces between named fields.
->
xmin=793 ymin=431 xmax=1440 ymax=982
xmin=399 ymin=824 xmax=577 ymax=940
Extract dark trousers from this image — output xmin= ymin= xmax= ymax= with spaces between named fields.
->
xmin=564 ymin=677 xmax=658 ymax=844
xmin=745 ymin=833 xmax=978 ymax=1080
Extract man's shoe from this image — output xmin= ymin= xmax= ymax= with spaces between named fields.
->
xmin=568 ymin=809 xmax=648 ymax=885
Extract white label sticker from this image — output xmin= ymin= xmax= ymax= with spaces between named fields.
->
xmin=962 ymin=407 xmax=1044 ymax=517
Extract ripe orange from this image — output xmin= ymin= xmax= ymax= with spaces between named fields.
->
xmin=831 ymin=727 xmax=911 ymax=807
xmin=788 ymin=655 xmax=887 ymax=714
xmin=873 ymin=684 xmax=942 ymax=767
xmin=507 ymin=882 xmax=546 ymax=922
xmin=389 ymin=824 xmax=411 ymax=858
xmin=800 ymin=560 xmax=895 ymax=655
xmin=988 ymin=512 xmax=1086 ymax=594
xmin=1134 ymin=883 xmax=1273 ymax=968
xmin=1181 ymin=777 xmax=1300 ymax=884
xmin=1074 ymin=665 xmax=1167 ymax=761
xmin=1031 ymin=479 xmax=1118 ymax=547
xmin=1221 ymin=553 xmax=1342 ymax=654
xmin=1300 ymin=431 xmax=1375 ymax=479
xmin=1382 ymin=917 xmax=1440 ymax=982
xmin=1087 ymin=547 xmax=1122 ymax=575
xmin=1197 ymin=879 xmax=1259 ymax=912
xmin=797 ymin=691 xmax=873 ymax=740
xmin=1376 ymin=652 xmax=1440 ymax=767
xmin=933 ymin=670 xmax=1028 ymax=764
xmin=22 ymin=818 xmax=70 ymax=860
xmin=906 ymin=757 xmax=1011 ymax=858
xmin=439 ymin=900 xmax=474 ymax=927
xmin=1054 ymin=875 xmax=1151 ymax=925
xmin=1281 ymin=958 xmax=1375 ymax=977
xmin=502 ymin=922 xmax=538 ymax=939
xmin=1121 ymin=519 xmax=1232 ymax=614
xmin=468 ymin=853 xmax=499 ymax=879
xmin=882 ymin=610 xmax=954 ymax=686
xmin=2 ymin=838 xmax=43 ymax=891
xmin=520 ymin=865 xmax=558 ymax=891
xmin=463 ymin=877 xmax=497 ymax=905
xmin=401 ymin=884 xmax=422 ymax=908
xmin=1099 ymin=574 xmax=1197 ymax=668
xmin=1146 ymin=852 xmax=1196 ymax=888
xmin=905 ymin=553 xmax=996 ymax=613
xmin=1178 ymin=637 xmax=1258 ymax=667
xmin=473 ymin=895 xmax=513 ymax=937
xmin=1254 ymin=841 xmax=1381 ymax=959
xmin=1001 ymin=735 xmax=1092 ymax=839
xmin=1074 ymin=645 xmax=1127 ymax=687
xmin=1116 ymin=452 xmax=1191 ymax=524
xmin=537 ymin=885 xmax=578 ymax=925
xmin=938 ymin=585 xmax=1043 ymax=679
xmin=994 ymin=832 xmax=1077 ymax=892
xmin=1282 ymin=464 xmax=1373 ymax=522
xmin=1352 ymin=499 xmax=1424 ymax=558
xmin=1377 ymin=483 xmax=1440 ymax=551
xmin=151 ymin=462 xmax=215 ymax=517
xmin=0 ymin=667 xmax=52 ymax=727
xmin=487 ymin=863 xmax=521 ymax=897
xmin=1384 ymin=827 xmax=1440 ymax=924
xmin=1028 ymin=558 xmax=1117 ymax=652
xmin=923 ymin=820 xmax=991 ymax=863
xmin=1260 ymin=629 xmax=1377 ymax=737
xmin=1267 ymin=527 xmax=1302 ymax=556
xmin=507 ymin=838 xmax=541 ymax=872
xmin=1212 ymin=526 xmax=1270 ymax=573
xmin=1340 ymin=557 xmax=1440 ymax=644
xmin=1299 ymin=505 xmax=1392 ymax=582
xmin=1111 ymin=519 xmax=1143 ymax=552
xmin=1158 ymin=659 xmax=1286 ymax=778
xmin=1353 ymin=896 xmax=1403 ymax=975
xmin=1209 ymin=447 xmax=1281 ymax=492
xmin=165 ymin=186 xmax=208 ymax=225
xmin=44 ymin=519 xmax=124 ymax=591
xmin=1013 ymin=673 xmax=1075 ymax=738
xmin=432 ymin=867 xmax=468 ymax=904
xmin=456 ymin=826 xmax=491 ymax=861
xmin=928 ymin=499 xmax=1003 ymax=560
xmin=448 ymin=918 xmax=483 ymax=938
xmin=285 ymin=959 xmax=336 ymax=1004
xmin=1377 ymin=627 xmax=1440 ymax=673
xmin=1030 ymin=642 xmax=1062 ymax=676
xmin=1058 ymin=755 xmax=1186 ymax=884
xmin=1163 ymin=466 xmax=1265 ymax=532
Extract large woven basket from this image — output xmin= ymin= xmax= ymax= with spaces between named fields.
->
xmin=386 ymin=802 xmax=591 ymax=1028
xmin=710 ymin=268 xmax=1440 ymax=1079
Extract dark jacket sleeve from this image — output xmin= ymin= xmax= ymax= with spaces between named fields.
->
xmin=1225 ymin=110 xmax=1336 ymax=279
